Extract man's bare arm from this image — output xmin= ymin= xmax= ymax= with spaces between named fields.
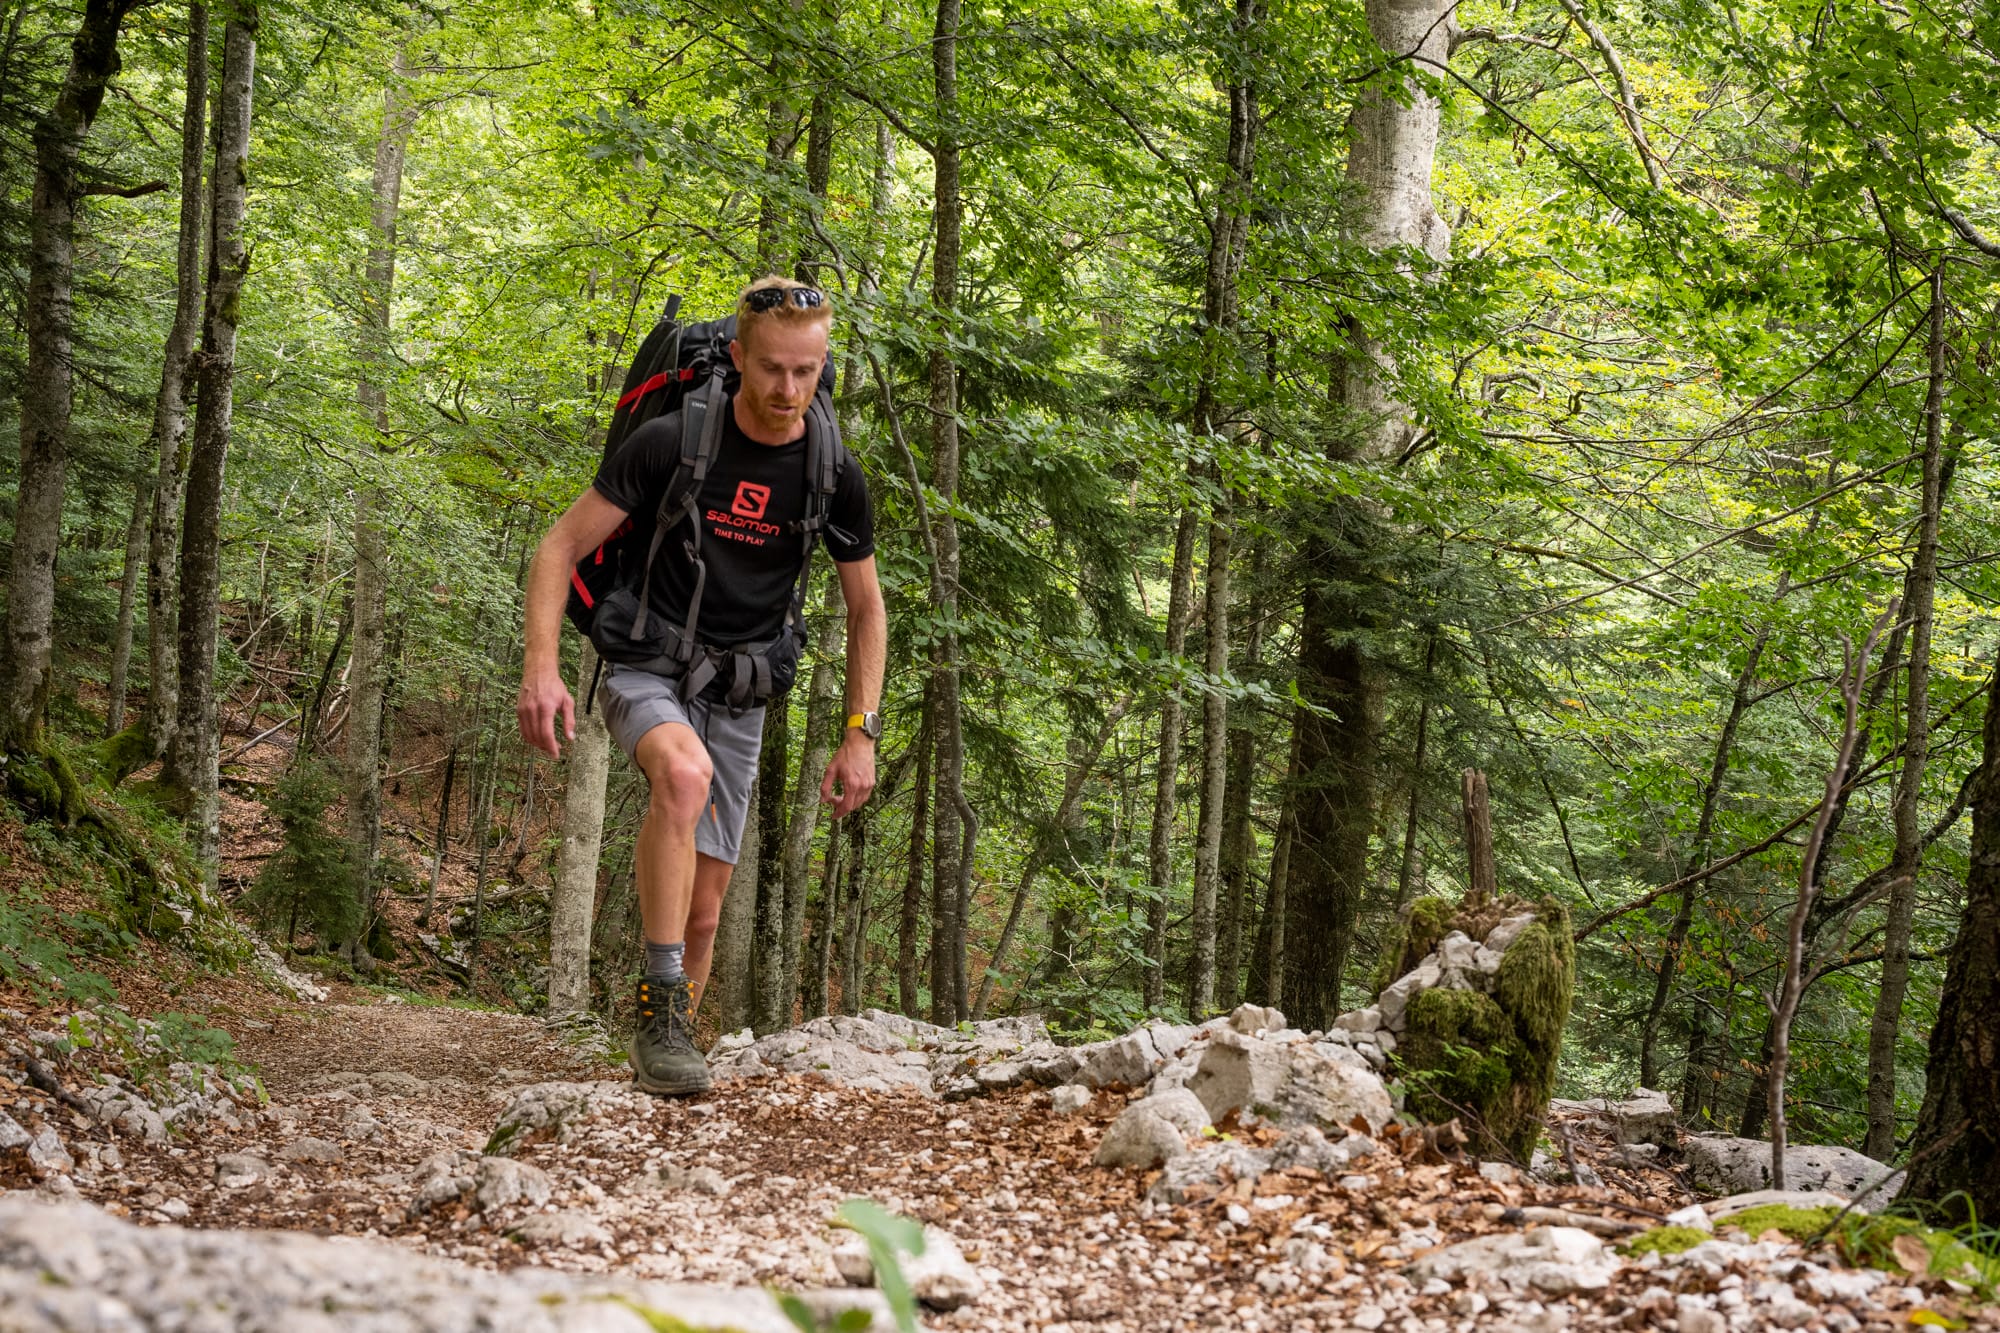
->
xmin=821 ymin=555 xmax=887 ymax=817
xmin=518 ymin=488 xmax=630 ymax=757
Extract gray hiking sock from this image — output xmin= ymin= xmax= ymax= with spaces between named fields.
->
xmin=645 ymin=940 xmax=686 ymax=980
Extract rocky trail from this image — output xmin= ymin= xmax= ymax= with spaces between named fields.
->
xmin=3 ymin=949 xmax=1996 ymax=1330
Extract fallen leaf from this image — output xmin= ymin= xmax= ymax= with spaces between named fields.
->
xmin=1893 ymin=1233 xmax=1933 ymax=1275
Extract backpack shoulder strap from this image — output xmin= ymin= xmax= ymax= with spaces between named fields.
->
xmin=630 ymin=370 xmax=728 ymax=644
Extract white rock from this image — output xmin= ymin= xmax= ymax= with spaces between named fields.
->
xmin=1185 ymin=1028 xmax=1393 ymax=1133
xmin=833 ymin=1225 xmax=983 ymax=1311
xmin=1228 ymin=1003 xmax=1287 ymax=1035
xmin=1334 ymin=1007 xmax=1383 ymax=1034
xmin=1683 ymin=1136 xmax=1900 ymax=1203
xmin=1479 ymin=1161 xmax=1520 ymax=1185
xmin=472 ymin=1156 xmax=554 ymax=1213
xmin=1094 ymin=1089 xmax=1208 ymax=1169
xmin=1226 ymin=1203 xmax=1252 ymax=1227
xmin=1049 ymin=1085 xmax=1092 ymax=1115
xmin=280 ymin=1137 xmax=343 ymax=1165
xmin=1375 ymin=963 xmax=1440 ymax=1029
xmin=1473 ymin=946 xmax=1504 ymax=974
xmin=24 ymin=1129 xmax=70 ymax=1177
xmin=1436 ymin=931 xmax=1480 ymax=971
xmin=1405 ymin=1226 xmax=1620 ymax=1294
xmin=1484 ymin=913 xmax=1538 ymax=954
xmin=1665 ymin=1204 xmax=1713 ymax=1232
xmin=1353 ymin=1303 xmax=1387 ymax=1329
xmin=0 ymin=1114 xmax=28 ymax=1152
xmin=509 ymin=1210 xmax=614 ymax=1249
xmin=213 ymin=1153 xmax=269 ymax=1189
xmin=1705 ymin=1188 xmax=1856 ymax=1219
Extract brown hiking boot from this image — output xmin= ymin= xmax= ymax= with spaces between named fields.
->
xmin=630 ymin=974 xmax=710 ymax=1096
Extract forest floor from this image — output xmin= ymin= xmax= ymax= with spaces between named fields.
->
xmin=8 ymin=982 xmax=1996 ymax=1332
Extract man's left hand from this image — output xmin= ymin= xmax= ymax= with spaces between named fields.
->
xmin=821 ymin=732 xmax=877 ymax=818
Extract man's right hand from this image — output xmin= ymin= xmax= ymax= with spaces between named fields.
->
xmin=518 ymin=670 xmax=576 ymax=758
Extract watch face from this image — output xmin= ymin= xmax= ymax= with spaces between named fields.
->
xmin=862 ymin=712 xmax=883 ymax=739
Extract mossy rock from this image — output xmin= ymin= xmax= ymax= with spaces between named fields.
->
xmin=1721 ymin=1204 xmax=1838 ymax=1241
xmin=1382 ymin=893 xmax=1575 ymax=1162
xmin=1623 ymin=1226 xmax=1711 ymax=1258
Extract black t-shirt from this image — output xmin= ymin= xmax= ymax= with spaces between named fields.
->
xmin=591 ymin=403 xmax=874 ymax=645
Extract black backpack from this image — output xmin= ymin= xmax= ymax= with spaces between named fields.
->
xmin=568 ymin=294 xmax=844 ymax=713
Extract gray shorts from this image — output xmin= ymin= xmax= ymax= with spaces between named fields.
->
xmin=598 ymin=665 xmax=765 ymax=864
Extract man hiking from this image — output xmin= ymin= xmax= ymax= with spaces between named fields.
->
xmin=517 ymin=276 xmax=885 ymax=1096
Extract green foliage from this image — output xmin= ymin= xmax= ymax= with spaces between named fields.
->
xmin=0 ymin=883 xmax=121 ymax=1005
xmin=824 ymin=1199 xmax=926 ymax=1333
xmin=1722 ymin=1204 xmax=1840 ymax=1240
xmin=238 ymin=760 xmax=358 ymax=948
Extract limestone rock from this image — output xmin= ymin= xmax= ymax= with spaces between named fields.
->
xmin=214 ymin=1153 xmax=270 ymax=1189
xmin=1706 ymin=1188 xmax=1859 ymax=1219
xmin=0 ymin=1196 xmax=891 ymax=1333
xmin=1094 ymin=1088 xmax=1210 ymax=1168
xmin=24 ymin=1129 xmax=71 ymax=1177
xmin=751 ymin=1028 xmax=933 ymax=1095
xmin=485 ymin=1081 xmax=633 ymax=1156
xmin=1049 ymin=1085 xmax=1092 ymax=1115
xmin=1682 ymin=1136 xmax=1901 ymax=1203
xmin=832 ymin=1224 xmax=983 ymax=1311
xmin=1069 ymin=1023 xmax=1197 ymax=1089
xmin=1374 ymin=963 xmax=1439 ymax=1030
xmin=644 ymin=1163 xmax=730 ymax=1196
xmin=510 ymin=1210 xmax=615 ymax=1249
xmin=1184 ymin=1029 xmax=1393 ymax=1134
xmin=1405 ymin=1226 xmax=1620 ymax=1294
xmin=1265 ymin=1125 xmax=1377 ymax=1176
xmin=1483 ymin=912 xmax=1538 ymax=954
xmin=1551 ymin=1088 xmax=1677 ymax=1148
xmin=474 ymin=1157 xmax=556 ymax=1212
xmin=1146 ymin=1141 xmax=1271 ymax=1205
xmin=280 ymin=1136 xmax=344 ymax=1165
xmin=75 ymin=1081 xmax=166 ymax=1143
xmin=0 ymin=1113 xmax=28 ymax=1153
xmin=1227 ymin=1003 xmax=1287 ymax=1036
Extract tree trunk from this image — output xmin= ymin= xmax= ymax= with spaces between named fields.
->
xmin=1146 ymin=508 xmax=1201 ymax=1009
xmin=1900 ymin=646 xmax=2000 ymax=1224
xmin=974 ymin=699 xmax=1127 ymax=1018
xmin=1639 ymin=630 xmax=1768 ymax=1089
xmin=160 ymin=4 xmax=256 ymax=888
xmin=779 ymin=583 xmax=845 ymax=1019
xmin=1864 ymin=270 xmax=1950 ymax=1161
xmin=343 ymin=45 xmax=416 ymax=963
xmin=549 ymin=645 xmax=611 ymax=1018
xmin=1460 ymin=769 xmax=1496 ymax=908
xmin=1284 ymin=0 xmax=1452 ymax=1031
xmin=1260 ymin=728 xmax=1299 ymax=1008
xmin=796 ymin=87 xmax=836 ymax=286
xmin=467 ymin=720 xmax=500 ymax=968
xmin=1216 ymin=539 xmax=1266 ymax=1010
xmin=1189 ymin=510 xmax=1231 ymax=1016
xmin=710 ymin=774 xmax=760 ymax=1033
xmin=418 ymin=737 xmax=457 ymax=926
xmin=751 ymin=701 xmax=792 ymax=1032
xmin=104 ymin=484 xmax=150 ymax=735
xmin=2 ymin=0 xmax=145 ymax=749
xmin=926 ymin=0 xmax=973 ymax=1027
xmin=807 ymin=818 xmax=844 ymax=1017
xmin=899 ymin=694 xmax=932 ymax=1017
xmin=1393 ymin=631 xmax=1438 ymax=910
xmin=840 ymin=812 xmax=869 ymax=1014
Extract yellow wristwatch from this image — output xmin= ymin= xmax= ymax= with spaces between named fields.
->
xmin=846 ymin=711 xmax=882 ymax=741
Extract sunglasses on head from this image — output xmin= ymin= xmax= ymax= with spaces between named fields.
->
xmin=744 ymin=285 xmax=826 ymax=313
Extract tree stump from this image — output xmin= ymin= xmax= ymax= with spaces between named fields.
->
xmin=1372 ymin=892 xmax=1575 ymax=1161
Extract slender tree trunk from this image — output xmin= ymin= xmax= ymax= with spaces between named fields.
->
xmin=1769 ymin=606 xmax=1895 ymax=1189
xmin=1218 ymin=528 xmax=1268 ymax=1010
xmin=104 ymin=485 xmax=150 ymax=734
xmin=1865 ymin=271 xmax=1951 ymax=1161
xmin=343 ymin=45 xmax=416 ymax=964
xmin=807 ymin=819 xmax=844 ymax=1017
xmin=974 ymin=700 xmax=1127 ymax=1018
xmin=2 ymin=0 xmax=145 ymax=749
xmin=161 ymin=4 xmax=256 ymax=888
xmin=796 ymin=87 xmax=836 ymax=285
xmin=549 ymin=646 xmax=611 ymax=1017
xmin=145 ymin=5 xmax=208 ymax=758
xmin=1189 ymin=510 xmax=1231 ymax=1016
xmin=1393 ymin=632 xmax=1438 ymax=910
xmin=751 ymin=702 xmax=791 ymax=1031
xmin=1900 ymin=644 xmax=2000 ymax=1224
xmin=899 ymin=694 xmax=932 ymax=1017
xmin=1285 ymin=0 xmax=1452 ymax=1030
xmin=779 ymin=585 xmax=845 ymax=1019
xmin=1460 ymin=768 xmax=1496 ymax=907
xmin=1146 ymin=509 xmax=1200 ymax=1008
xmin=1639 ymin=631 xmax=1768 ymax=1089
xmin=418 ymin=737 xmax=457 ymax=926
xmin=927 ymin=0 xmax=973 ymax=1027
xmin=710 ymin=775 xmax=760 ymax=1033
xmin=840 ymin=812 xmax=869 ymax=1014
xmin=1260 ymin=730 xmax=1299 ymax=1008
xmin=467 ymin=720 xmax=500 ymax=967
xmin=755 ymin=88 xmax=800 ymax=270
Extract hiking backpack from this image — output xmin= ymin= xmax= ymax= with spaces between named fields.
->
xmin=566 ymin=293 xmax=844 ymax=713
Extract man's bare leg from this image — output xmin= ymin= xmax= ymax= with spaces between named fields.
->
xmin=684 ymin=853 xmax=734 ymax=1011
xmin=630 ymin=722 xmax=714 ymax=1095
xmin=633 ymin=723 xmax=712 ymax=950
